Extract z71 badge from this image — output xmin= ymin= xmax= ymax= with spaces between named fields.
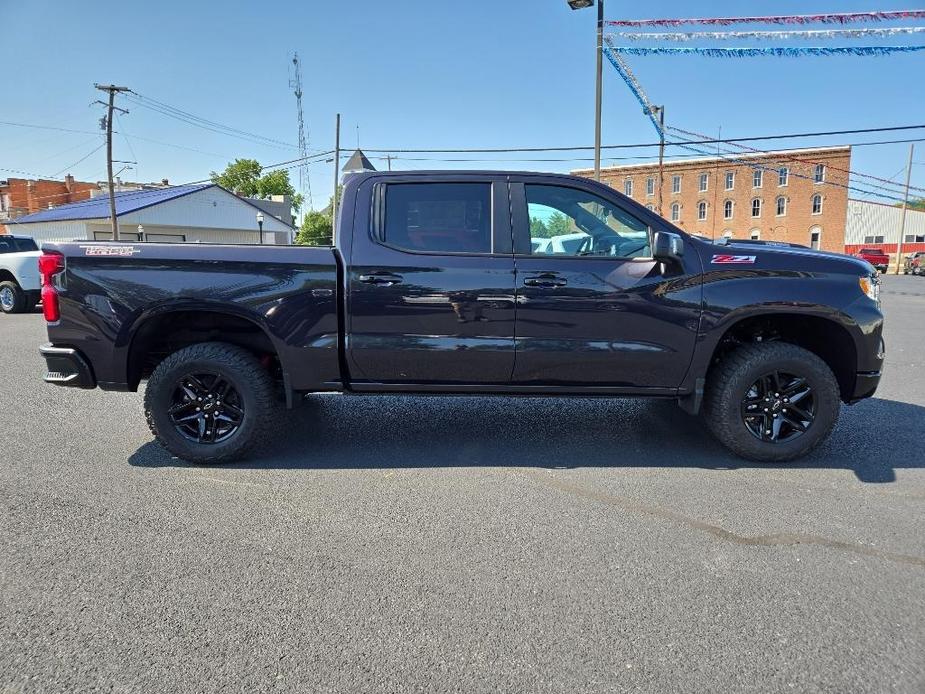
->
xmin=79 ymin=245 xmax=142 ymax=257
xmin=711 ymin=254 xmax=756 ymax=264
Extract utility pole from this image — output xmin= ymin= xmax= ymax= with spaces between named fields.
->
xmin=594 ymin=0 xmax=604 ymax=181
xmin=654 ymin=105 xmax=665 ymax=216
xmin=894 ymin=143 xmax=915 ymax=274
xmin=94 ymin=84 xmax=130 ymax=241
xmin=332 ymin=113 xmax=341 ymax=244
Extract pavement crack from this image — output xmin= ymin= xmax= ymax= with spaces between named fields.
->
xmin=523 ymin=470 xmax=925 ymax=568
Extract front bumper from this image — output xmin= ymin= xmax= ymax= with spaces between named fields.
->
xmin=39 ymin=343 xmax=96 ymax=389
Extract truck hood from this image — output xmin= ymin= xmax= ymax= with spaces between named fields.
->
xmin=700 ymin=240 xmax=874 ymax=275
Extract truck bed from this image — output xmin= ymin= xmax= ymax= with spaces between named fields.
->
xmin=42 ymin=241 xmax=341 ymax=393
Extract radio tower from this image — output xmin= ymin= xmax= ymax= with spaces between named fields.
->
xmin=289 ymin=52 xmax=311 ymax=215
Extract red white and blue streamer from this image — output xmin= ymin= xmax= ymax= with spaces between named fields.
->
xmin=608 ymin=45 xmax=925 ymax=57
xmin=607 ymin=10 xmax=925 ymax=27
xmin=616 ymin=27 xmax=925 ymax=41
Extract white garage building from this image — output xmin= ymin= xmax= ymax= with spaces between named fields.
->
xmin=6 ymin=183 xmax=294 ymax=245
xmin=844 ymin=198 xmax=925 ymax=259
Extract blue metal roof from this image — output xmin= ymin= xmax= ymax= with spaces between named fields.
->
xmin=13 ymin=183 xmax=214 ymax=223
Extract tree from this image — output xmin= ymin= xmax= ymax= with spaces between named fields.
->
xmin=210 ymin=159 xmax=304 ymax=213
xmin=530 ymin=216 xmax=550 ymax=238
xmin=295 ymin=210 xmax=333 ymax=246
xmin=546 ymin=212 xmax=573 ymax=236
xmin=901 ymin=197 xmax=925 ymax=211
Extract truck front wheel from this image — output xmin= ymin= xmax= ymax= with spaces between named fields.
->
xmin=144 ymin=342 xmax=276 ymax=464
xmin=704 ymin=342 xmax=840 ymax=462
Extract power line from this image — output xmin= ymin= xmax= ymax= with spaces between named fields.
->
xmin=51 ymin=142 xmax=105 ymax=178
xmin=667 ymin=125 xmax=925 ymax=195
xmin=665 ymin=130 xmax=911 ymax=204
xmin=180 ymin=149 xmax=336 ymax=185
xmin=0 ymin=121 xmax=103 ymax=136
xmin=124 ymin=92 xmax=298 ymax=150
xmin=356 ymin=124 xmax=925 ymax=153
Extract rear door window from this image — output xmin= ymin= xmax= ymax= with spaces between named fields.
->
xmin=382 ymin=183 xmax=492 ymax=254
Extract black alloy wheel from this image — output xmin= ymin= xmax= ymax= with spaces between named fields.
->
xmin=168 ymin=372 xmax=245 ymax=444
xmin=703 ymin=342 xmax=840 ymax=462
xmin=740 ymin=370 xmax=815 ymax=443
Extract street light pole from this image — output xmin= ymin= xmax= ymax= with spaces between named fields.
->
xmin=567 ymin=0 xmax=604 ymax=182
xmin=594 ymin=0 xmax=604 ymax=182
xmin=256 ymin=211 xmax=265 ymax=245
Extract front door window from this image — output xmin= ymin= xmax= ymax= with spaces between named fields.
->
xmin=526 ymin=184 xmax=651 ymax=259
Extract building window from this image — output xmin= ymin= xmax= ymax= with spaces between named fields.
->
xmin=776 ymin=196 xmax=787 ymax=216
xmin=864 ymin=235 xmax=885 ymax=244
xmin=699 ymin=172 xmax=708 ymax=192
xmin=725 ymin=171 xmax=735 ymax=190
xmin=724 ymin=200 xmax=734 ymax=219
xmin=624 ymin=179 xmax=633 ymax=197
xmin=670 ymin=202 xmax=680 ymax=222
xmin=814 ymin=164 xmax=826 ymax=183
xmin=778 ymin=167 xmax=789 ymax=186
xmin=753 ymin=169 xmax=763 ymax=188
xmin=646 ymin=204 xmax=655 ymax=211
xmin=697 ymin=201 xmax=707 ymax=221
xmin=812 ymin=194 xmax=823 ymax=215
xmin=905 ymin=234 xmax=925 ymax=243
xmin=671 ymin=175 xmax=681 ymax=194
xmin=722 ymin=229 xmax=733 ymax=239
xmin=750 ymin=229 xmax=761 ymax=240
xmin=810 ymin=226 xmax=822 ymax=250
xmin=646 ymin=177 xmax=655 ymax=196
xmin=751 ymin=198 xmax=762 ymax=218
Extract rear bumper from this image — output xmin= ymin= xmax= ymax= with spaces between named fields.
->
xmin=39 ymin=343 xmax=96 ymax=389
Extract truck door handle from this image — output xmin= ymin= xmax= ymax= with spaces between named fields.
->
xmin=524 ymin=274 xmax=567 ymax=288
xmin=358 ymin=273 xmax=403 ymax=286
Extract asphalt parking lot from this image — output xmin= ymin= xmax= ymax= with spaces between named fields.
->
xmin=1 ymin=275 xmax=923 ymax=693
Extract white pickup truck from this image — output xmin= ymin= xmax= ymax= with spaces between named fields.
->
xmin=0 ymin=235 xmax=40 ymax=314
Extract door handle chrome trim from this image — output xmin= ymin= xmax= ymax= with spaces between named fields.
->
xmin=523 ymin=276 xmax=567 ymax=287
xmin=358 ymin=273 xmax=403 ymax=286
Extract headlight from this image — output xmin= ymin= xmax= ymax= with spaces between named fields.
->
xmin=859 ymin=275 xmax=880 ymax=304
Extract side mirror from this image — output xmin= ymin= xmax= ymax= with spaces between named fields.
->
xmin=653 ymin=230 xmax=684 ymax=264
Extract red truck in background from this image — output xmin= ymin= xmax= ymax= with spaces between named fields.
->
xmin=852 ymin=248 xmax=890 ymax=272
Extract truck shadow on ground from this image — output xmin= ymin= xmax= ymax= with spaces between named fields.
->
xmin=129 ymin=395 xmax=924 ymax=483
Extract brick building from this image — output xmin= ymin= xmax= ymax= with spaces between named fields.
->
xmin=574 ymin=146 xmax=851 ymax=253
xmin=0 ymin=175 xmax=99 ymax=227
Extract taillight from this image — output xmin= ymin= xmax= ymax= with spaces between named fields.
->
xmin=38 ymin=251 xmax=64 ymax=322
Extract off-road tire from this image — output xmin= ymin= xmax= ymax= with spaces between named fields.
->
xmin=0 ymin=280 xmax=27 ymax=314
xmin=144 ymin=342 xmax=276 ymax=464
xmin=703 ymin=342 xmax=840 ymax=462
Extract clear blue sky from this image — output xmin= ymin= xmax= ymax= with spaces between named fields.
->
xmin=2 ymin=0 xmax=923 ymax=210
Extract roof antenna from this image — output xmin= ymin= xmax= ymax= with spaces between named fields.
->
xmin=356 ymin=124 xmax=360 ymax=149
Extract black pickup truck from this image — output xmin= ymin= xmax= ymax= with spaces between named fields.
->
xmin=38 ymin=171 xmax=884 ymax=463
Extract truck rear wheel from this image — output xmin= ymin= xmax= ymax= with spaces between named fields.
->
xmin=0 ymin=280 xmax=27 ymax=314
xmin=703 ymin=342 xmax=840 ymax=462
xmin=144 ymin=342 xmax=276 ymax=464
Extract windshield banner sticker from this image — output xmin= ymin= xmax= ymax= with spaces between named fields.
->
xmin=712 ymin=254 xmax=757 ymax=264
